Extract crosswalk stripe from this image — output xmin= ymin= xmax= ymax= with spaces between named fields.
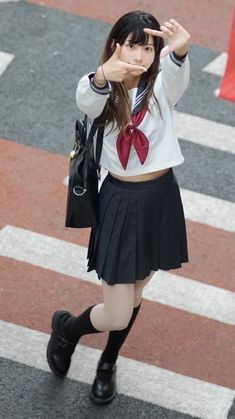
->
xmin=202 ymin=52 xmax=227 ymax=77
xmin=0 ymin=320 xmax=234 ymax=419
xmin=1 ymin=225 xmax=234 ymax=325
xmin=180 ymin=188 xmax=235 ymax=233
xmin=174 ymin=111 xmax=235 ymax=155
xmin=144 ymin=271 xmax=235 ymax=325
xmin=0 ymin=51 xmax=14 ymax=77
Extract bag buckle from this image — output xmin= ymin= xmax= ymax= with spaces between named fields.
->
xmin=73 ymin=186 xmax=87 ymax=196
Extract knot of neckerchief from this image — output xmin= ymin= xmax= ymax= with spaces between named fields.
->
xmin=116 ymin=84 xmax=149 ymax=170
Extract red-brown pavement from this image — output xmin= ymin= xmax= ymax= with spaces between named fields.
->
xmin=27 ymin=0 xmax=234 ymax=52
xmin=1 ymin=139 xmax=235 ymax=391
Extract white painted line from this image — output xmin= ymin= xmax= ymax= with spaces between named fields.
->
xmin=144 ymin=271 xmax=235 ymax=325
xmin=175 ymin=111 xmax=235 ymax=155
xmin=181 ymin=188 xmax=235 ymax=233
xmin=0 ymin=51 xmax=14 ymax=77
xmin=1 ymin=225 xmax=235 ymax=325
xmin=202 ymin=52 xmax=227 ymax=77
xmin=0 ymin=320 xmax=234 ymax=419
xmin=0 ymin=225 xmax=97 ymax=282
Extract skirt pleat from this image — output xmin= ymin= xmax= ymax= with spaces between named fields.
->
xmin=88 ymin=181 xmax=120 ymax=271
xmin=87 ymin=169 xmax=188 ymax=285
xmin=101 ymin=192 xmax=134 ymax=283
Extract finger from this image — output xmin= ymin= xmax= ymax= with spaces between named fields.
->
xmin=169 ymin=18 xmax=180 ymax=27
xmin=163 ymin=21 xmax=177 ymax=32
xmin=160 ymin=45 xmax=172 ymax=58
xmin=126 ymin=63 xmax=147 ymax=73
xmin=144 ymin=28 xmax=165 ymax=38
xmin=160 ymin=25 xmax=174 ymax=36
xmin=113 ymin=43 xmax=121 ymax=58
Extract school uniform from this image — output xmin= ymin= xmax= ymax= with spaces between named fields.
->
xmin=76 ymin=52 xmax=190 ymax=285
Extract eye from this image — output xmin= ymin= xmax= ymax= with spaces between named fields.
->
xmin=127 ymin=43 xmax=136 ymax=49
xmin=145 ymin=46 xmax=154 ymax=52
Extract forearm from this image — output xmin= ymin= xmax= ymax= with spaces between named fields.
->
xmin=93 ymin=66 xmax=107 ymax=87
xmin=76 ymin=73 xmax=110 ymax=119
xmin=174 ymin=44 xmax=189 ymax=57
xmin=158 ymin=53 xmax=190 ymax=106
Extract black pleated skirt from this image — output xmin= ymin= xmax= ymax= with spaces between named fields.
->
xmin=87 ymin=168 xmax=188 ymax=285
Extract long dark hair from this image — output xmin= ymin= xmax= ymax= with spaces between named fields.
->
xmin=100 ymin=11 xmax=164 ymax=132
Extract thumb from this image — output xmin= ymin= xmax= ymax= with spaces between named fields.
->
xmin=113 ymin=43 xmax=121 ymax=59
xmin=160 ymin=45 xmax=172 ymax=58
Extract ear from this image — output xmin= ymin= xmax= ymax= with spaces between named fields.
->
xmin=111 ymin=39 xmax=116 ymax=53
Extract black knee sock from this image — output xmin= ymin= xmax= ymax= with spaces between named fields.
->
xmin=99 ymin=301 xmax=142 ymax=367
xmin=63 ymin=305 xmax=101 ymax=343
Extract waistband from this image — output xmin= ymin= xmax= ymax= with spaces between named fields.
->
xmin=107 ymin=168 xmax=174 ymax=190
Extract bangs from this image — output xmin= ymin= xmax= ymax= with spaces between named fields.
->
xmin=127 ymin=27 xmax=150 ymax=45
xmin=116 ymin=20 xmax=154 ymax=46
xmin=109 ymin=11 xmax=161 ymax=48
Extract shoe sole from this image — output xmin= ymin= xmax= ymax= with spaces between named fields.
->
xmin=89 ymin=389 xmax=117 ymax=405
xmin=46 ymin=310 xmax=70 ymax=378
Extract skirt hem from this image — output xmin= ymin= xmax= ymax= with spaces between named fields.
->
xmin=87 ymin=257 xmax=189 ymax=285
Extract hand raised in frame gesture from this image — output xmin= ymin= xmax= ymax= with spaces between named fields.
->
xmin=144 ymin=19 xmax=190 ymax=58
xmin=95 ymin=43 xmax=147 ymax=84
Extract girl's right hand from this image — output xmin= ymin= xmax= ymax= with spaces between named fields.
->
xmin=96 ymin=44 xmax=147 ymax=83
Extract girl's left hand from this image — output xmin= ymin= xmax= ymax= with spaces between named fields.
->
xmin=144 ymin=19 xmax=190 ymax=58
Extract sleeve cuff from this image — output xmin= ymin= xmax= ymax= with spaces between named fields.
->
xmin=170 ymin=51 xmax=188 ymax=67
xmin=88 ymin=72 xmax=112 ymax=95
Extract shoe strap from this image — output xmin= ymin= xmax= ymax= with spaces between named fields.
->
xmin=98 ymin=362 xmax=116 ymax=372
xmin=56 ymin=335 xmax=76 ymax=348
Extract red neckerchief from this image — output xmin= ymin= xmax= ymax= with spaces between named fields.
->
xmin=116 ymin=108 xmax=148 ymax=169
xmin=116 ymin=84 xmax=149 ymax=169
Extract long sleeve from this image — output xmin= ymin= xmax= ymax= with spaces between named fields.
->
xmin=76 ymin=72 xmax=112 ymax=119
xmin=156 ymin=52 xmax=190 ymax=106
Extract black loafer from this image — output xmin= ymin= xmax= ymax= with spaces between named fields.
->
xmin=90 ymin=360 xmax=117 ymax=405
xmin=46 ymin=310 xmax=77 ymax=378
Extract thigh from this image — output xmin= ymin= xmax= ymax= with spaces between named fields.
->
xmin=134 ymin=271 xmax=155 ymax=292
xmin=134 ymin=271 xmax=155 ymax=306
xmin=102 ymin=280 xmax=135 ymax=327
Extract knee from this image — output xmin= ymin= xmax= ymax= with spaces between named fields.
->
xmin=107 ymin=311 xmax=132 ymax=331
xmin=114 ymin=319 xmax=130 ymax=330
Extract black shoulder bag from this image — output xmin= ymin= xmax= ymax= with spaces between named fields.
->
xmin=65 ymin=115 xmax=105 ymax=228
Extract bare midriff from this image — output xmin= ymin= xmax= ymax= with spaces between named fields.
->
xmin=110 ymin=167 xmax=170 ymax=182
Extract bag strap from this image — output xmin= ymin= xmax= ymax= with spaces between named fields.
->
xmin=85 ymin=116 xmax=105 ymax=164
xmin=95 ymin=125 xmax=105 ymax=164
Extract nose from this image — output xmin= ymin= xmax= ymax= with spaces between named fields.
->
xmin=133 ymin=46 xmax=144 ymax=64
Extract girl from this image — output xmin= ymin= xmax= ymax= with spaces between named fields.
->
xmin=47 ymin=11 xmax=190 ymax=406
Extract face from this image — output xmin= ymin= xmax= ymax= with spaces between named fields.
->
xmin=119 ymin=34 xmax=155 ymax=80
